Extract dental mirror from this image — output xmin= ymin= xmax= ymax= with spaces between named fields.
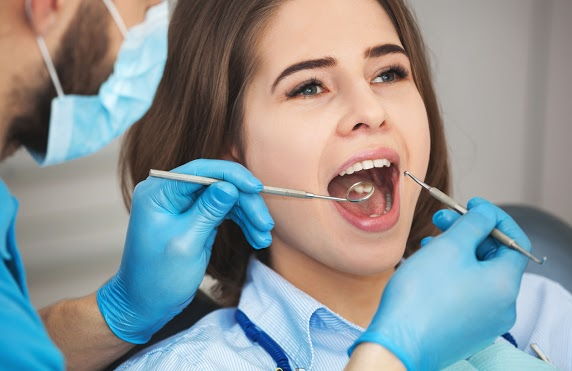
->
xmin=343 ymin=181 xmax=375 ymax=203
xmin=149 ymin=169 xmax=375 ymax=203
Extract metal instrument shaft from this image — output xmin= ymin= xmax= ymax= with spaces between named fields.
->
xmin=149 ymin=169 xmax=373 ymax=203
xmin=530 ymin=343 xmax=553 ymax=365
xmin=404 ymin=171 xmax=546 ymax=265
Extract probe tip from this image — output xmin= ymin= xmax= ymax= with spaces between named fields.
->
xmin=529 ymin=254 xmax=547 ymax=265
xmin=403 ymin=171 xmax=431 ymax=191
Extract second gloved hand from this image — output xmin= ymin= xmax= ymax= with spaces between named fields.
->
xmin=97 ymin=159 xmax=274 ymax=343
xmin=350 ymin=199 xmax=531 ymax=371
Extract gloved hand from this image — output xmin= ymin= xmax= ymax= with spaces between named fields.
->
xmin=349 ymin=197 xmax=531 ymax=371
xmin=97 ymin=159 xmax=274 ymax=343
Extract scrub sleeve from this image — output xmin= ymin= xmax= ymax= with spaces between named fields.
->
xmin=0 ymin=180 xmax=64 ymax=370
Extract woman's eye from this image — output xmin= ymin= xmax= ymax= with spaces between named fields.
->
xmin=372 ymin=65 xmax=409 ymax=84
xmin=373 ymin=71 xmax=397 ymax=83
xmin=300 ymin=85 xmax=322 ymax=95
xmin=287 ymin=79 xmax=324 ymax=98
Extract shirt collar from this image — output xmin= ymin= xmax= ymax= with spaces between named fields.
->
xmin=238 ymin=257 xmax=363 ymax=369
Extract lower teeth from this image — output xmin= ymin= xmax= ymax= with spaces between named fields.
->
xmin=385 ymin=192 xmax=393 ymax=212
xmin=369 ymin=192 xmax=393 ymax=218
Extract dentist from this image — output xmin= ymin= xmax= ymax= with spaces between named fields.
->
xmin=0 ymin=0 xmax=175 ymax=369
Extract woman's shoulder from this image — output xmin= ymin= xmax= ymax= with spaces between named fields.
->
xmin=116 ymin=307 xmax=245 ymax=370
xmin=518 ymin=272 xmax=572 ymax=310
xmin=511 ymin=273 xmax=572 ymax=370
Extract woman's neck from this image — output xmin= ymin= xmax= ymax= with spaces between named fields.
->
xmin=269 ymin=244 xmax=395 ymax=329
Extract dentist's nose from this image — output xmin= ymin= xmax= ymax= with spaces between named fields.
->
xmin=336 ymin=83 xmax=387 ymax=135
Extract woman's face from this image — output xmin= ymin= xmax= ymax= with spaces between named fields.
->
xmin=241 ymin=0 xmax=430 ymax=276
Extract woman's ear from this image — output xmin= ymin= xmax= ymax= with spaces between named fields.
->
xmin=26 ymin=0 xmax=64 ymax=35
xmin=221 ymin=144 xmax=241 ymax=162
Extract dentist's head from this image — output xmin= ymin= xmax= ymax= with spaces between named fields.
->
xmin=0 ymin=0 xmax=168 ymax=165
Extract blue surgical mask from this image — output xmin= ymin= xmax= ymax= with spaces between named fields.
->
xmin=26 ymin=0 xmax=168 ymax=166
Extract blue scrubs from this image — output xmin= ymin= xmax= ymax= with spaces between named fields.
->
xmin=0 ymin=180 xmax=64 ymax=370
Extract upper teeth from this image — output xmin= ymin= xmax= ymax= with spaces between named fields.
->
xmin=339 ymin=158 xmax=391 ymax=176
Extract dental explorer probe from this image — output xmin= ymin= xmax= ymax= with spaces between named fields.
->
xmin=404 ymin=171 xmax=546 ymax=265
xmin=149 ymin=169 xmax=374 ymax=203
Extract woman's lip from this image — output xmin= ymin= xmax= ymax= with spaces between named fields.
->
xmin=331 ymin=147 xmax=401 ymax=181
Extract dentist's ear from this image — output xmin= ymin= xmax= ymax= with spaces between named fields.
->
xmin=25 ymin=0 xmax=65 ymax=35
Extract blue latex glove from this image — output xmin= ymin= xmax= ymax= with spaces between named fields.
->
xmin=350 ymin=198 xmax=531 ymax=371
xmin=97 ymin=159 xmax=274 ymax=343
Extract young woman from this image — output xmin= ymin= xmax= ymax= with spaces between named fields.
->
xmin=109 ymin=0 xmax=571 ymax=369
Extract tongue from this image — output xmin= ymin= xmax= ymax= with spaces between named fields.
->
xmin=328 ymin=174 xmax=388 ymax=217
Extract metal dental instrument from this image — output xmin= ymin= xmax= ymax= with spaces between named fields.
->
xmin=404 ymin=171 xmax=546 ymax=265
xmin=149 ymin=169 xmax=374 ymax=203
xmin=530 ymin=343 xmax=553 ymax=365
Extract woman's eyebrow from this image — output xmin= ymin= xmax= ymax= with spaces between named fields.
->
xmin=270 ymin=44 xmax=407 ymax=93
xmin=271 ymin=57 xmax=336 ymax=92
xmin=364 ymin=43 xmax=408 ymax=59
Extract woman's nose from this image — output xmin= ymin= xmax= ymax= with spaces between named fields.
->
xmin=335 ymin=82 xmax=387 ymax=135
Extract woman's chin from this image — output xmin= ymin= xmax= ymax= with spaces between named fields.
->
xmin=326 ymin=241 xmax=405 ymax=277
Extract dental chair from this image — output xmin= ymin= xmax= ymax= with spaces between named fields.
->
xmin=105 ymin=204 xmax=572 ymax=369
xmin=499 ymin=203 xmax=572 ymax=292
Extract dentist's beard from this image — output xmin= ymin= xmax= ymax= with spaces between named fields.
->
xmin=4 ymin=1 xmax=113 ymax=159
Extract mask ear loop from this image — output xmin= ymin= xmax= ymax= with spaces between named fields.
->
xmin=101 ymin=0 xmax=128 ymax=38
xmin=26 ymin=0 xmax=64 ymax=98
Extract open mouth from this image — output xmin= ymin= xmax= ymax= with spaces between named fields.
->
xmin=327 ymin=158 xmax=399 ymax=218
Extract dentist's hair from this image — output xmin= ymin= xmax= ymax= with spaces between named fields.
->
xmin=120 ymin=0 xmax=450 ymax=306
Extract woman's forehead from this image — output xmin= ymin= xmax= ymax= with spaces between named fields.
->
xmin=254 ymin=0 xmax=402 ymax=76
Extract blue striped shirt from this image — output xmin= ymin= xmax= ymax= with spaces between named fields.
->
xmin=117 ymin=258 xmax=572 ymax=370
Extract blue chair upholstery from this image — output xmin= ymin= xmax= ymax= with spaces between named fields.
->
xmin=500 ymin=204 xmax=572 ymax=292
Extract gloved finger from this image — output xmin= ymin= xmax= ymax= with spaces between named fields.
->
xmin=227 ymin=210 xmax=272 ymax=250
xmin=204 ymin=229 xmax=218 ymax=254
xmin=433 ymin=208 xmax=502 ymax=260
xmin=433 ymin=197 xmax=499 ymax=232
xmin=482 ymin=229 xmax=530 ymax=274
xmin=139 ymin=159 xmax=263 ymax=215
xmin=132 ymin=170 xmax=200 ymax=214
xmin=432 ymin=209 xmax=461 ymax=232
xmin=171 ymin=159 xmax=263 ymax=193
xmin=437 ymin=202 xmax=500 ymax=256
xmin=464 ymin=198 xmax=531 ymax=276
xmin=475 ymin=237 xmax=501 ymax=261
xmin=236 ymin=192 xmax=274 ymax=232
xmin=467 ymin=197 xmax=532 ymax=253
xmin=460 ymin=200 xmax=502 ymax=260
xmin=143 ymin=177 xmax=204 ymax=214
xmin=466 ymin=196 xmax=488 ymax=209
xmin=471 ymin=229 xmax=528 ymax=310
xmin=420 ymin=236 xmax=433 ymax=247
xmin=179 ymin=182 xmax=239 ymax=246
xmin=225 ymin=191 xmax=273 ymax=249
xmin=432 ymin=198 xmax=529 ymax=263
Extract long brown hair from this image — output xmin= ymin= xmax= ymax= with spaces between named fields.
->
xmin=120 ymin=0 xmax=450 ymax=306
